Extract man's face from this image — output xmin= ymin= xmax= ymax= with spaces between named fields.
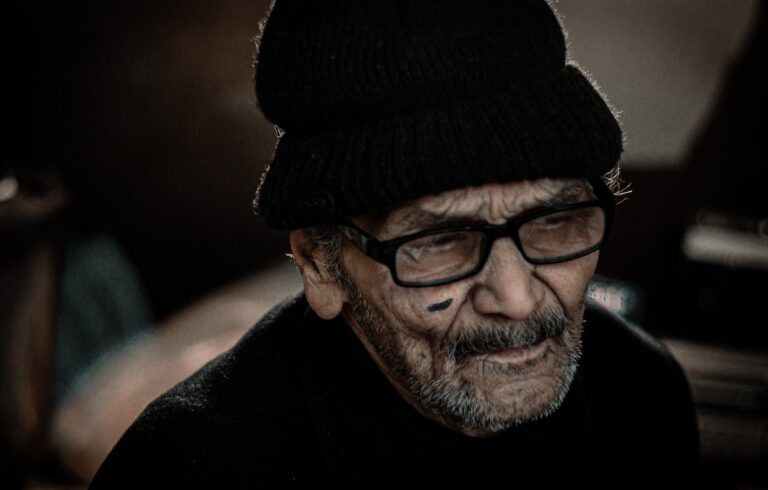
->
xmin=327 ymin=178 xmax=599 ymax=437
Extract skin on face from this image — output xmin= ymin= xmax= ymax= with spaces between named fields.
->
xmin=291 ymin=178 xmax=600 ymax=437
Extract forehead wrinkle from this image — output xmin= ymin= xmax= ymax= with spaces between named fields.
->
xmin=542 ymin=180 xmax=594 ymax=204
xmin=374 ymin=178 xmax=590 ymax=236
xmin=381 ymin=198 xmax=465 ymax=237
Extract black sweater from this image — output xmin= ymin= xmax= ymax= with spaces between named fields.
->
xmin=90 ymin=293 xmax=699 ymax=489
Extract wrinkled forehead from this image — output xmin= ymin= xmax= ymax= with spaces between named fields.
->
xmin=359 ymin=178 xmax=593 ymax=238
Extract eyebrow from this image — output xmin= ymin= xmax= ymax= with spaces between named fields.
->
xmin=397 ymin=182 xmax=593 ymax=230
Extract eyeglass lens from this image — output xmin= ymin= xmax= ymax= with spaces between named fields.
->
xmin=394 ymin=205 xmax=606 ymax=284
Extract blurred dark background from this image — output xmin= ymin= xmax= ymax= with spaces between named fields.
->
xmin=2 ymin=1 xmax=766 ymax=488
xmin=7 ymin=0 xmax=283 ymax=318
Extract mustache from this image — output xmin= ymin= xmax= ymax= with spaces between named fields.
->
xmin=446 ymin=308 xmax=568 ymax=364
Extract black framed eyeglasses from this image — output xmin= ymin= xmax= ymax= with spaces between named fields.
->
xmin=337 ymin=178 xmax=616 ymax=287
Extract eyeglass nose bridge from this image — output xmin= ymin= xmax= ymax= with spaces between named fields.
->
xmin=477 ymin=221 xmax=532 ymax=269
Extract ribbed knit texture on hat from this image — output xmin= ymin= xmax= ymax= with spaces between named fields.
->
xmin=254 ymin=0 xmax=623 ymax=230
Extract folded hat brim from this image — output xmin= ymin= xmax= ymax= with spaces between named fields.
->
xmin=256 ymin=65 xmax=622 ymax=230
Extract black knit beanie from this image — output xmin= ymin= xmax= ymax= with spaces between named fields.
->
xmin=254 ymin=0 xmax=623 ymax=230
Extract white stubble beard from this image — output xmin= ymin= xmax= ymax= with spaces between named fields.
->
xmin=345 ymin=285 xmax=586 ymax=435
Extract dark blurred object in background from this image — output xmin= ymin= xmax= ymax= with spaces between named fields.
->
xmin=596 ymin=5 xmax=767 ymax=488
xmin=598 ymin=2 xmax=767 ymax=349
xmin=39 ymin=0 xmax=284 ymax=318
xmin=660 ymin=2 xmax=767 ymax=349
xmin=4 ymin=2 xmax=283 ymax=487
xmin=666 ymin=2 xmax=767 ymax=351
xmin=1 ymin=163 xmax=67 ymax=490
xmin=3 ymin=5 xmax=69 ymax=486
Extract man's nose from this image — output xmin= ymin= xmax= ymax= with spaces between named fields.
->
xmin=470 ymin=237 xmax=544 ymax=320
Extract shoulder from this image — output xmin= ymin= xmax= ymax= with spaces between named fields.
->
xmin=142 ymin=291 xmax=311 ymax=426
xmin=581 ymin=300 xmax=680 ymax=375
xmin=578 ymin=301 xmax=700 ymax=469
xmin=90 ymin=293 xmax=324 ymax=488
xmin=580 ymin=299 xmax=691 ymax=404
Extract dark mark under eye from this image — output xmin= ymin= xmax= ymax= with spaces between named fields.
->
xmin=427 ymin=298 xmax=453 ymax=313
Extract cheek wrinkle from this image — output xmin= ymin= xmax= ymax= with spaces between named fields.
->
xmin=427 ymin=298 xmax=453 ymax=313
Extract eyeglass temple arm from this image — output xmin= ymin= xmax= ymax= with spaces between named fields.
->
xmin=337 ymin=222 xmax=378 ymax=255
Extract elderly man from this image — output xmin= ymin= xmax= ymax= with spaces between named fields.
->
xmin=91 ymin=0 xmax=699 ymax=487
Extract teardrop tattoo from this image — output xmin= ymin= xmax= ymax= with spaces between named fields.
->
xmin=427 ymin=298 xmax=453 ymax=313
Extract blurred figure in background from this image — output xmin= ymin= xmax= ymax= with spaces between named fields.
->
xmin=2 ymin=1 xmax=284 ymax=487
xmin=0 ymin=161 xmax=154 ymax=489
xmin=1 ymin=162 xmax=66 ymax=489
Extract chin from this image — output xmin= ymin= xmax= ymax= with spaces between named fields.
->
xmin=494 ymin=363 xmax=578 ymax=427
xmin=437 ymin=328 xmax=583 ymax=435
xmin=446 ymin=366 xmax=578 ymax=436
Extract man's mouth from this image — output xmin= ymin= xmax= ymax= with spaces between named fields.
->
xmin=482 ymin=338 xmax=550 ymax=364
xmin=454 ymin=336 xmax=552 ymax=366
xmin=449 ymin=310 xmax=569 ymax=366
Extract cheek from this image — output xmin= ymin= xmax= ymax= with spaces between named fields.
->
xmin=377 ymin=283 xmax=470 ymax=337
xmin=537 ymin=253 xmax=598 ymax=313
xmin=346 ymin=261 xmax=465 ymax=335
xmin=342 ymin=245 xmax=471 ymax=335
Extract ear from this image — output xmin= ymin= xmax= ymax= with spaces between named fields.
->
xmin=289 ymin=229 xmax=348 ymax=320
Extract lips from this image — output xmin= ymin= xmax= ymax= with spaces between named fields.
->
xmin=484 ymin=338 xmax=549 ymax=364
xmin=454 ymin=336 xmax=552 ymax=366
xmin=454 ymin=335 xmax=543 ymax=362
xmin=449 ymin=311 xmax=568 ymax=366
